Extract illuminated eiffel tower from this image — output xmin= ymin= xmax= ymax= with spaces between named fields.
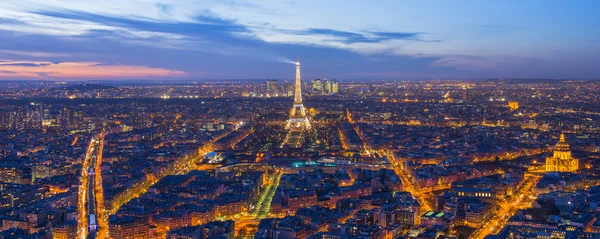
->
xmin=285 ymin=60 xmax=311 ymax=130
xmin=282 ymin=60 xmax=311 ymax=148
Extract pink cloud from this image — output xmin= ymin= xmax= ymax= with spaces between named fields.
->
xmin=0 ymin=60 xmax=186 ymax=79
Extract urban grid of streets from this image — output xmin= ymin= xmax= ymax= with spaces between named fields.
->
xmin=385 ymin=150 xmax=435 ymax=212
xmin=77 ymin=133 xmax=217 ymax=237
xmin=250 ymin=171 xmax=283 ymax=219
xmin=75 ymin=129 xmax=560 ymax=239
xmin=471 ymin=172 xmax=542 ymax=239
xmin=387 ymin=148 xmax=549 ymax=239
xmin=53 ymin=82 xmax=598 ymax=238
xmin=75 ymin=127 xmax=289 ymax=238
xmin=77 ymin=133 xmax=108 ymax=239
xmin=76 ymin=138 xmax=94 ymax=238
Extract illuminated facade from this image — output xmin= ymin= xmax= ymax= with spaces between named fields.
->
xmin=546 ymin=133 xmax=578 ymax=173
xmin=312 ymin=79 xmax=323 ymax=93
xmin=266 ymin=79 xmax=280 ymax=97
xmin=331 ymin=79 xmax=339 ymax=94
xmin=109 ymin=216 xmax=152 ymax=239
xmin=285 ymin=60 xmax=311 ymax=130
xmin=51 ymin=222 xmax=77 ymax=239
xmin=508 ymin=101 xmax=519 ymax=111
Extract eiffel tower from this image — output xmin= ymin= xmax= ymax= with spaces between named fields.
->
xmin=285 ymin=60 xmax=311 ymax=130
xmin=282 ymin=60 xmax=311 ymax=148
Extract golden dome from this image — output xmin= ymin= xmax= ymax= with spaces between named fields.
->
xmin=554 ymin=133 xmax=570 ymax=151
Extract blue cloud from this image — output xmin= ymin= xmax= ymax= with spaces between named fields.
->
xmin=29 ymin=10 xmax=424 ymax=46
xmin=0 ymin=27 xmax=452 ymax=80
xmin=155 ymin=3 xmax=172 ymax=15
xmin=295 ymin=28 xmax=420 ymax=43
xmin=0 ymin=18 xmax=25 ymax=25
xmin=0 ymin=62 xmax=51 ymax=67
xmin=33 ymin=10 xmax=249 ymax=41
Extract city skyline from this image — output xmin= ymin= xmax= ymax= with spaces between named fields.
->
xmin=2 ymin=68 xmax=600 ymax=239
xmin=1 ymin=0 xmax=600 ymax=81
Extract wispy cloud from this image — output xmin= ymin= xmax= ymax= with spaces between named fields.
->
xmin=0 ymin=62 xmax=52 ymax=67
xmin=292 ymin=28 xmax=420 ymax=44
xmin=0 ymin=50 xmax=71 ymax=58
xmin=0 ymin=1 xmax=432 ymax=56
xmin=0 ymin=5 xmax=191 ymax=50
xmin=0 ymin=70 xmax=18 ymax=74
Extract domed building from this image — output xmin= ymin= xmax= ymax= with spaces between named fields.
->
xmin=545 ymin=133 xmax=578 ymax=173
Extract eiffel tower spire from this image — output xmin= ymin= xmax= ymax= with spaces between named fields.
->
xmin=294 ymin=60 xmax=303 ymax=104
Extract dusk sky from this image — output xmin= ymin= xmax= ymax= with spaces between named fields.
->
xmin=1 ymin=0 xmax=599 ymax=81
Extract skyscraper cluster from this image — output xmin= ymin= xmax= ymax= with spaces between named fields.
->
xmin=265 ymin=80 xmax=285 ymax=98
xmin=311 ymin=78 xmax=339 ymax=95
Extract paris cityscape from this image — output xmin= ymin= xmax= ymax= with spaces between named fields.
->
xmin=1 ymin=1 xmax=600 ymax=239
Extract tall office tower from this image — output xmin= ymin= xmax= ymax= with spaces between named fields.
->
xmin=284 ymin=82 xmax=294 ymax=97
xmin=331 ymin=79 xmax=339 ymax=94
xmin=266 ymin=79 xmax=273 ymax=97
xmin=312 ymin=79 xmax=323 ymax=94
xmin=323 ymin=79 xmax=332 ymax=95
xmin=266 ymin=79 xmax=280 ymax=97
xmin=285 ymin=60 xmax=311 ymax=130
